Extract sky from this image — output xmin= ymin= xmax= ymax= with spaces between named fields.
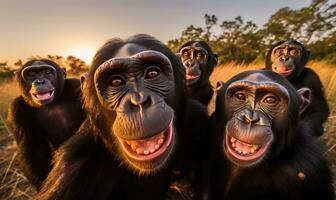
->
xmin=0 ymin=0 xmax=312 ymax=64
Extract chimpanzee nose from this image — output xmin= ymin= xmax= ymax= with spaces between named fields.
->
xmin=186 ymin=60 xmax=196 ymax=68
xmin=280 ymin=55 xmax=289 ymax=62
xmin=239 ymin=110 xmax=260 ymax=124
xmin=129 ymin=92 xmax=151 ymax=110
xmin=35 ymin=79 xmax=45 ymax=85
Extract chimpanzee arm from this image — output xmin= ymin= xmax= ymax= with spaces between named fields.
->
xmin=7 ymin=97 xmax=52 ymax=189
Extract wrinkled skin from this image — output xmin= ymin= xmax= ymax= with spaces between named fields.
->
xmin=36 ymin=34 xmax=190 ymax=200
xmin=7 ymin=59 xmax=85 ymax=189
xmin=210 ymin=70 xmax=334 ymax=200
xmin=178 ymin=41 xmax=218 ymax=105
xmin=265 ymin=39 xmax=330 ymax=137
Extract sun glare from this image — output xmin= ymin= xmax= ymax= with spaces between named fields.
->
xmin=65 ymin=47 xmax=96 ymax=65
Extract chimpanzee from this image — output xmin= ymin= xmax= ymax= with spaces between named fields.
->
xmin=35 ymin=34 xmax=212 ymax=200
xmin=6 ymin=59 xmax=86 ymax=189
xmin=178 ymin=41 xmax=218 ymax=106
xmin=265 ymin=39 xmax=329 ymax=136
xmin=211 ymin=70 xmax=334 ymax=200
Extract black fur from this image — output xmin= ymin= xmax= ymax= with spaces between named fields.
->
xmin=35 ymin=34 xmax=201 ymax=200
xmin=211 ymin=70 xmax=334 ymax=200
xmin=7 ymin=59 xmax=86 ymax=189
xmin=265 ymin=39 xmax=330 ymax=136
xmin=178 ymin=40 xmax=217 ymax=106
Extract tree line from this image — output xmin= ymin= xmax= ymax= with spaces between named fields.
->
xmin=0 ymin=55 xmax=88 ymax=78
xmin=167 ymin=0 xmax=336 ymax=64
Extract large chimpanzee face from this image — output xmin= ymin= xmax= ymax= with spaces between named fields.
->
xmin=217 ymin=71 xmax=310 ymax=167
xmin=89 ymin=42 xmax=178 ymax=173
xmin=179 ymin=42 xmax=209 ymax=85
xmin=20 ymin=61 xmax=65 ymax=107
xmin=265 ymin=39 xmax=310 ymax=80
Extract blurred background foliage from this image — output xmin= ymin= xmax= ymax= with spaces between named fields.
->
xmin=168 ymin=0 xmax=336 ymax=65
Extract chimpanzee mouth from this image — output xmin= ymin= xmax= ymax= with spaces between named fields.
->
xmin=186 ymin=74 xmax=200 ymax=81
xmin=33 ymin=90 xmax=55 ymax=102
xmin=225 ymin=134 xmax=271 ymax=165
xmin=118 ymin=120 xmax=173 ymax=161
xmin=272 ymin=65 xmax=293 ymax=77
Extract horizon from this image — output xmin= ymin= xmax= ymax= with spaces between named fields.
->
xmin=0 ymin=0 xmax=311 ymax=65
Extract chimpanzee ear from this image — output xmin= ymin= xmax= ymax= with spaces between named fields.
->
xmin=214 ymin=53 xmax=218 ymax=64
xmin=297 ymin=88 xmax=311 ymax=114
xmin=62 ymin=68 xmax=67 ymax=78
xmin=80 ymin=72 xmax=88 ymax=91
xmin=215 ymin=81 xmax=225 ymax=94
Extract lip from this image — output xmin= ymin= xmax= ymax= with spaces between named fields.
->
xmin=225 ymin=133 xmax=271 ymax=164
xmin=32 ymin=90 xmax=55 ymax=102
xmin=273 ymin=66 xmax=293 ymax=77
xmin=118 ymin=120 xmax=173 ymax=161
xmin=186 ymin=74 xmax=200 ymax=80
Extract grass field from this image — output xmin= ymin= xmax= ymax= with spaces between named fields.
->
xmin=0 ymin=62 xmax=335 ymax=199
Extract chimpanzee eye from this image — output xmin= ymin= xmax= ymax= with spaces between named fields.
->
xmin=44 ymin=70 xmax=52 ymax=75
xmin=183 ymin=51 xmax=191 ymax=58
xmin=263 ymin=95 xmax=277 ymax=105
xmin=145 ymin=66 xmax=161 ymax=79
xmin=234 ymin=92 xmax=246 ymax=101
xmin=290 ymin=49 xmax=299 ymax=56
xmin=274 ymin=49 xmax=284 ymax=56
xmin=110 ymin=76 xmax=125 ymax=87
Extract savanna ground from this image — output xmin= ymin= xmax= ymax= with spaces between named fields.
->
xmin=0 ymin=62 xmax=335 ymax=199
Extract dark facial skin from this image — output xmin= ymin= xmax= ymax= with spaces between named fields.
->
xmin=21 ymin=61 xmax=59 ymax=106
xmin=93 ymin=43 xmax=176 ymax=172
xmin=270 ymin=41 xmax=303 ymax=77
xmin=223 ymin=73 xmax=290 ymax=166
xmin=179 ymin=42 xmax=208 ymax=85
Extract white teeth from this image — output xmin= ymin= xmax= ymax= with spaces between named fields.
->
xmin=125 ymin=131 xmax=167 ymax=155
xmin=136 ymin=148 xmax=143 ymax=154
xmin=230 ymin=136 xmax=260 ymax=156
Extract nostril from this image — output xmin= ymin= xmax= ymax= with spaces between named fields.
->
xmin=130 ymin=93 xmax=151 ymax=109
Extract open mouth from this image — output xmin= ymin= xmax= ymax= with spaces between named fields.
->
xmin=273 ymin=66 xmax=293 ymax=76
xmin=225 ymin=134 xmax=270 ymax=163
xmin=33 ymin=90 xmax=54 ymax=101
xmin=118 ymin=120 xmax=173 ymax=161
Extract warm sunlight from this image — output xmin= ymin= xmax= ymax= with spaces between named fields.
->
xmin=65 ymin=47 xmax=96 ymax=64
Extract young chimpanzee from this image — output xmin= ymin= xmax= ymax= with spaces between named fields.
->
xmin=211 ymin=70 xmax=334 ymax=200
xmin=178 ymin=41 xmax=218 ymax=106
xmin=265 ymin=39 xmax=329 ymax=136
xmin=7 ymin=59 xmax=86 ymax=189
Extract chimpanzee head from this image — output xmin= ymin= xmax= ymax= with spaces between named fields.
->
xmin=82 ymin=34 xmax=185 ymax=174
xmin=17 ymin=59 xmax=66 ymax=107
xmin=265 ymin=39 xmax=310 ymax=80
xmin=214 ymin=70 xmax=310 ymax=167
xmin=177 ymin=41 xmax=217 ymax=86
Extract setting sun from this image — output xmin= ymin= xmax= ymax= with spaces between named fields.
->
xmin=65 ymin=47 xmax=96 ymax=65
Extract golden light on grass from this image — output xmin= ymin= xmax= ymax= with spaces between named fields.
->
xmin=64 ymin=47 xmax=96 ymax=65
